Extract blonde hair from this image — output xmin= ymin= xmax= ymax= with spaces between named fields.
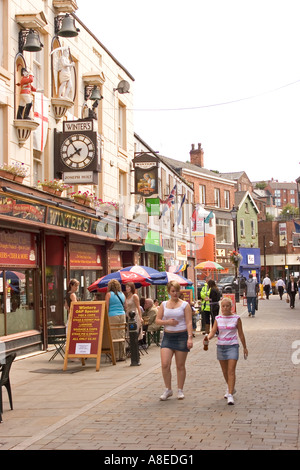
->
xmin=167 ymin=280 xmax=181 ymax=293
xmin=221 ymin=297 xmax=232 ymax=307
xmin=107 ymin=279 xmax=122 ymax=293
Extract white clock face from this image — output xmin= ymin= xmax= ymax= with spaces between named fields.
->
xmin=61 ymin=134 xmax=95 ymax=169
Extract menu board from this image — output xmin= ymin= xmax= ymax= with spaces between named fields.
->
xmin=63 ymin=301 xmax=115 ymax=371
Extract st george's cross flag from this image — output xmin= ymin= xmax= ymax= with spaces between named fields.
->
xmin=33 ymin=92 xmax=49 ymax=152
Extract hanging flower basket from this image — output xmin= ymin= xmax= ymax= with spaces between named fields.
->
xmin=0 ymin=162 xmax=28 ymax=182
xmin=38 ymin=179 xmax=69 ymax=196
xmin=95 ymin=199 xmax=119 ymax=214
xmin=229 ymin=250 xmax=243 ymax=267
xmin=71 ymin=191 xmax=94 ymax=207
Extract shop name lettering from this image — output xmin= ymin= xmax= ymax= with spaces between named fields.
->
xmin=48 ymin=208 xmax=90 ymax=232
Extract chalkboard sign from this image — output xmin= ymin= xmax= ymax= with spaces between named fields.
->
xmin=63 ymin=301 xmax=115 ymax=371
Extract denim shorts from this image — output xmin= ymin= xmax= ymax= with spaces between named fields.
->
xmin=217 ymin=344 xmax=239 ymax=360
xmin=161 ymin=330 xmax=189 ymax=352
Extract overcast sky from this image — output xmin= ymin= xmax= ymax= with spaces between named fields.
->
xmin=76 ymin=0 xmax=300 ymax=183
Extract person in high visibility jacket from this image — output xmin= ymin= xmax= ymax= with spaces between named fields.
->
xmin=200 ymin=281 xmax=211 ymax=335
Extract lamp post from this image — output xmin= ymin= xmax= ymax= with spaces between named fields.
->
xmin=230 ymin=205 xmax=239 ymax=302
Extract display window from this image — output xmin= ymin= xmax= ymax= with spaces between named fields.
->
xmin=0 ymin=269 xmax=37 ymax=336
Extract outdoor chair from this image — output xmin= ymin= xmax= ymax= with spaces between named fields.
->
xmin=147 ymin=328 xmax=162 ymax=347
xmin=0 ymin=352 xmax=16 ymax=423
xmin=47 ymin=326 xmax=66 ymax=361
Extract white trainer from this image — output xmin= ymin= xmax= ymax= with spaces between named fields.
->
xmin=227 ymin=394 xmax=234 ymax=405
xmin=177 ymin=389 xmax=185 ymax=400
xmin=160 ymin=389 xmax=173 ymax=401
xmin=224 ymin=388 xmax=236 ymax=398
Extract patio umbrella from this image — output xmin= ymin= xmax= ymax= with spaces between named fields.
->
xmin=150 ymin=272 xmax=193 ymax=286
xmin=88 ymin=270 xmax=152 ymax=293
xmin=120 ymin=265 xmax=165 ymax=280
xmin=195 ymin=261 xmax=224 ymax=270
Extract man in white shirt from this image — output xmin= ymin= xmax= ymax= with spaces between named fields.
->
xmin=263 ymin=275 xmax=272 ymax=299
xmin=276 ymin=278 xmax=285 ymax=300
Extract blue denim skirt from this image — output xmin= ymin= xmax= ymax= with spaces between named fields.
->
xmin=161 ymin=330 xmax=189 ymax=352
xmin=217 ymin=344 xmax=239 ymax=360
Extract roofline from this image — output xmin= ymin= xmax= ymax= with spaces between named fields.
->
xmin=73 ymin=13 xmax=135 ymax=82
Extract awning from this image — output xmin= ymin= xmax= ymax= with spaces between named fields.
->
xmin=140 ymin=230 xmax=164 ymax=254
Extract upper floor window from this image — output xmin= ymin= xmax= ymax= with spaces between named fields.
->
xmin=240 ymin=218 xmax=245 ymax=237
xmin=118 ymin=101 xmax=126 ymax=150
xmin=274 ymin=189 xmax=281 ymax=197
xmin=199 ymin=184 xmax=206 ymax=204
xmin=214 ymin=188 xmax=220 ymax=208
xmin=224 ymin=190 xmax=230 ymax=209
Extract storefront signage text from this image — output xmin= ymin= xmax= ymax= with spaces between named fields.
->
xmin=47 ymin=208 xmax=90 ymax=232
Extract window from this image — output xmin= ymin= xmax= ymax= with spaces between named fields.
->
xmin=214 ymin=188 xmax=220 ymax=208
xmin=275 ymin=198 xmax=281 ymax=207
xmin=274 ymin=189 xmax=281 ymax=197
xmin=216 ymin=218 xmax=231 ymax=243
xmin=291 ymin=190 xmax=295 ymax=195
xmin=119 ymin=170 xmax=127 ymax=214
xmin=118 ymin=101 xmax=126 ymax=150
xmin=251 ymin=219 xmax=256 ymax=238
xmin=199 ymin=184 xmax=206 ymax=204
xmin=291 ymin=198 xmax=295 ymax=204
xmin=240 ymin=218 xmax=245 ymax=237
xmin=224 ymin=190 xmax=230 ymax=209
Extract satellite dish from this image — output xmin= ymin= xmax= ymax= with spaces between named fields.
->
xmin=114 ymin=80 xmax=130 ymax=94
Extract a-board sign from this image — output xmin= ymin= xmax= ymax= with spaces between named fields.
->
xmin=179 ymin=289 xmax=193 ymax=304
xmin=63 ymin=301 xmax=115 ymax=371
xmin=222 ymin=293 xmax=236 ymax=313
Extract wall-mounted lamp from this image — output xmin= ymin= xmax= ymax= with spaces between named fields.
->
xmin=19 ymin=29 xmax=43 ymax=53
xmin=55 ymin=13 xmax=80 ymax=37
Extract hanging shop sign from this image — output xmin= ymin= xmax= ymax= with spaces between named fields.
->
xmin=132 ymin=153 xmax=159 ymax=196
xmin=0 ymin=195 xmax=46 ymax=223
xmin=54 ymin=120 xmax=101 ymax=181
xmin=176 ymin=240 xmax=187 ymax=261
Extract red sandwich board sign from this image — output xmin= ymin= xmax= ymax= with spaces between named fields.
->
xmin=63 ymin=301 xmax=115 ymax=371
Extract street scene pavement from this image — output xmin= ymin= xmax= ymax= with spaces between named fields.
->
xmin=0 ymin=293 xmax=299 ymax=453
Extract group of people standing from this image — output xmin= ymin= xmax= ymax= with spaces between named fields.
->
xmin=263 ymin=274 xmax=299 ymax=309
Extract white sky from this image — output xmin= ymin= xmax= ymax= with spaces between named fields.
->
xmin=76 ymin=0 xmax=300 ymax=183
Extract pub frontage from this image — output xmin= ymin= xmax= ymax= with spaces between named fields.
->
xmin=0 ymin=178 xmax=143 ymax=356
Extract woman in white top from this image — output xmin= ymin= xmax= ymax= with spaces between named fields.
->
xmin=205 ymin=297 xmax=248 ymax=405
xmin=156 ymin=280 xmax=193 ymax=401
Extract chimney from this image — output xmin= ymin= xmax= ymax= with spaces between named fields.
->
xmin=190 ymin=143 xmax=204 ymax=167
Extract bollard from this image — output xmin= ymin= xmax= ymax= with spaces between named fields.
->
xmin=128 ymin=311 xmax=141 ymax=366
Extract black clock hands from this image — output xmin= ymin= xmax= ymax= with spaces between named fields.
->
xmin=69 ymin=146 xmax=82 ymax=158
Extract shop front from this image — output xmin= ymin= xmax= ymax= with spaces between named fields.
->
xmin=0 ymin=180 xmax=139 ymax=356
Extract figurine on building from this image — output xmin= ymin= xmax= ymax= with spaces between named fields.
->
xmin=16 ymin=68 xmax=36 ymax=119
xmin=58 ymin=48 xmax=75 ymax=99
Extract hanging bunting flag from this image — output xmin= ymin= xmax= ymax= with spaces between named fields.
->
xmin=176 ymin=194 xmax=186 ymax=226
xmin=204 ymin=210 xmax=214 ymax=224
xmin=159 ymin=184 xmax=177 ymax=219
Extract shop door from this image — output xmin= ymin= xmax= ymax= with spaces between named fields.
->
xmin=46 ymin=236 xmax=65 ymax=326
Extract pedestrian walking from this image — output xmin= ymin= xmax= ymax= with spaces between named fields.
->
xmin=105 ymin=280 xmax=127 ymax=361
xmin=263 ymin=274 xmax=272 ymax=299
xmin=287 ymin=275 xmax=297 ymax=309
xmin=276 ymin=277 xmax=285 ymax=300
xmin=156 ymin=280 xmax=193 ymax=401
xmin=204 ymin=297 xmax=248 ymax=405
xmin=207 ymin=279 xmax=220 ymax=327
xmin=245 ymin=274 xmax=258 ymax=317
xmin=200 ymin=278 xmax=211 ymax=334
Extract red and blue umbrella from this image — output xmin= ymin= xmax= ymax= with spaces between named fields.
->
xmin=150 ymin=271 xmax=193 ymax=286
xmin=88 ymin=270 xmax=152 ymax=293
xmin=120 ymin=265 xmax=165 ymax=280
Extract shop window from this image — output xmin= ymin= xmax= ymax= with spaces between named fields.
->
xmin=0 ymin=269 xmax=36 ymax=336
xmin=70 ymin=270 xmax=102 ymax=302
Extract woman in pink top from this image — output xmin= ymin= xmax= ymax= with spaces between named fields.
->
xmin=204 ymin=297 xmax=248 ymax=405
xmin=156 ymin=280 xmax=193 ymax=401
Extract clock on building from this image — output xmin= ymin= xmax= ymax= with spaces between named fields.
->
xmin=61 ymin=134 xmax=95 ymax=169
xmin=54 ymin=120 xmax=101 ymax=179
